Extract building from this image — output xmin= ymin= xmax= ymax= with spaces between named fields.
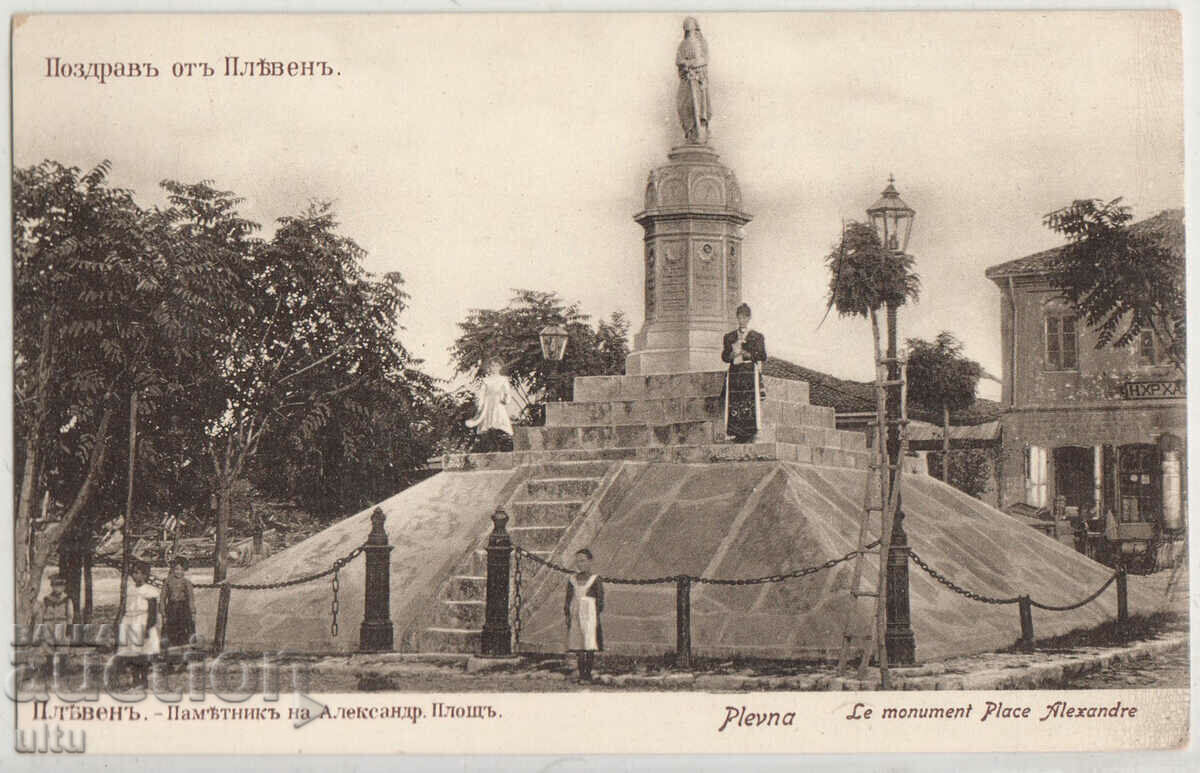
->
xmin=984 ymin=209 xmax=1186 ymax=549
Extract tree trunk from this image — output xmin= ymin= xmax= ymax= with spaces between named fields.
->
xmin=114 ymin=391 xmax=139 ymax=633
xmin=14 ymin=316 xmax=53 ymax=626
xmin=82 ymin=552 xmax=94 ymax=623
xmin=214 ymin=479 xmax=233 ymax=583
xmin=942 ymin=402 xmax=951 ymax=483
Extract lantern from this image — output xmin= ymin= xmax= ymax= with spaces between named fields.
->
xmin=866 ymin=175 xmax=915 ymax=253
xmin=539 ymin=324 xmax=569 ymax=361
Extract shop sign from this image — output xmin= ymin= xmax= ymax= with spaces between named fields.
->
xmin=1121 ymin=380 xmax=1186 ymax=400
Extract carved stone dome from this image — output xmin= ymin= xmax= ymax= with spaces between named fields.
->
xmin=639 ymin=145 xmax=746 ymax=218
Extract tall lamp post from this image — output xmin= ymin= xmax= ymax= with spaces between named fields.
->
xmin=866 ymin=175 xmax=917 ymax=665
xmin=538 ymin=324 xmax=570 ymax=407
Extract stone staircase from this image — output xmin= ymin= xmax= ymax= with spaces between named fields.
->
xmin=444 ymin=371 xmax=869 ymax=471
xmin=426 ymin=371 xmax=874 ymax=653
xmin=420 ymin=460 xmax=611 ymax=652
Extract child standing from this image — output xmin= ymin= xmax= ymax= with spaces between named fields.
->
xmin=32 ymin=574 xmax=75 ymax=683
xmin=465 ymin=357 xmax=514 ymax=452
xmin=117 ymin=559 xmax=160 ymax=687
xmin=564 ymin=548 xmax=604 ymax=683
xmin=159 ymin=556 xmax=196 ymax=652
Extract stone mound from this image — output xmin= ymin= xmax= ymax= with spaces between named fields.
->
xmin=196 ymin=457 xmax=1161 ymax=662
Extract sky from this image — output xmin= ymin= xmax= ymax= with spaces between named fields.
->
xmin=12 ymin=12 xmax=1185 ymax=400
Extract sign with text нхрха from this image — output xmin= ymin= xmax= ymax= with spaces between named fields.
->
xmin=1121 ymin=380 xmax=1186 ymax=400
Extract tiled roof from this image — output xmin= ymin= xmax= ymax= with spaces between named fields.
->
xmin=985 ymin=208 xmax=1184 ymax=280
xmin=763 ymin=357 xmax=1002 ymax=425
xmin=906 ymin=420 xmax=1001 ymax=443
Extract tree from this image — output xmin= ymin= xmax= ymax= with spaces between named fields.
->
xmin=13 ymin=161 xmax=237 ymax=623
xmin=926 ymin=448 xmax=993 ymax=499
xmin=450 ymin=290 xmax=630 ymax=425
xmin=824 ymin=219 xmax=921 ymax=408
xmin=824 ymin=221 xmax=920 ymax=321
xmin=905 ymin=332 xmax=983 ymax=483
xmin=1043 ymin=199 xmax=1185 ymax=368
xmin=169 ymin=188 xmax=424 ymax=580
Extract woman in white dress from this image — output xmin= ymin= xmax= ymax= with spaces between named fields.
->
xmin=564 ymin=548 xmax=604 ymax=683
xmin=465 ymin=358 xmax=514 ymax=452
xmin=117 ymin=559 xmax=160 ymax=687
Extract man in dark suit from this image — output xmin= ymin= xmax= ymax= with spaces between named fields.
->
xmin=722 ymin=303 xmax=767 ymax=442
xmin=722 ymin=303 xmax=767 ymax=367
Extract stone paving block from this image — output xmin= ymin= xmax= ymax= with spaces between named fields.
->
xmin=573 ymin=376 xmax=622 ymax=401
xmin=525 ymin=477 xmax=601 ymax=499
xmin=434 ymin=600 xmax=485 ymax=628
xmin=509 ymin=501 xmax=585 ymax=527
xmin=443 ymin=575 xmax=485 ymax=601
xmin=508 ymin=525 xmax=566 ymax=551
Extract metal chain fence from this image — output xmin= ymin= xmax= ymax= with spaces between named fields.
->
xmin=512 ymin=541 xmax=878 ymax=586
xmin=94 ymin=544 xmax=366 ymax=638
xmin=510 ymin=550 xmax=523 ymax=649
xmin=910 ymin=548 xmax=1121 ymax=612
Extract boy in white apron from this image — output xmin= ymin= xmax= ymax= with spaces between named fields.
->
xmin=564 ymin=548 xmax=604 ymax=683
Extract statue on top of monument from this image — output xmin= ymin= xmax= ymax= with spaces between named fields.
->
xmin=676 ymin=17 xmax=710 ymax=144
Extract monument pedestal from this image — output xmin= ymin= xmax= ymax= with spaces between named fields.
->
xmin=443 ymin=372 xmax=869 ymax=471
xmin=626 ymin=144 xmax=752 ymax=375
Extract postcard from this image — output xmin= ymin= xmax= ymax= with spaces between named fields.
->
xmin=8 ymin=11 xmax=1189 ymax=756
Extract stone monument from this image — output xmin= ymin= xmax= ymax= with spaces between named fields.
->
xmin=625 ymin=17 xmax=753 ymax=376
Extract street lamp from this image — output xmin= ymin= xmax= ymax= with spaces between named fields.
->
xmin=866 ymin=175 xmax=915 ymax=253
xmin=538 ymin=324 xmax=569 ymax=362
xmin=867 ymin=175 xmax=917 ymax=666
xmin=539 ymin=324 xmax=570 ymax=408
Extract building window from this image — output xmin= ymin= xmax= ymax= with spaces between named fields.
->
xmin=1137 ymin=330 xmax=1158 ymax=366
xmin=1024 ymin=445 xmax=1048 ymax=508
xmin=1045 ymin=314 xmax=1078 ymax=370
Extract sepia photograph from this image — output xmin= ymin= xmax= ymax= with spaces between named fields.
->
xmin=8 ymin=10 xmax=1189 ymax=756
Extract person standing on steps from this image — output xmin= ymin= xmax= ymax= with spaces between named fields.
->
xmin=565 ymin=548 xmax=604 ymax=684
xmin=722 ymin=302 xmax=767 ymax=442
xmin=465 ymin=357 xmax=514 ymax=452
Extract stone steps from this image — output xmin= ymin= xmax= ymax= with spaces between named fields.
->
xmin=547 ymin=394 xmax=831 ymax=430
xmin=421 ymin=460 xmax=612 ymax=653
xmin=443 ymin=575 xmax=486 ymax=601
xmin=467 ymin=547 xmax=555 ymax=576
xmin=434 ymin=599 xmax=486 ymax=628
xmin=508 ymin=525 xmax=570 ymax=551
xmin=515 ymin=420 xmax=718 ymax=452
xmin=570 ymin=371 xmax=810 ymax=404
xmin=525 ymin=477 xmax=602 ymax=499
xmin=443 ymin=441 xmax=870 ymax=471
xmin=421 ymin=627 xmax=481 ymax=653
xmin=508 ymin=500 xmax=589 ymax=527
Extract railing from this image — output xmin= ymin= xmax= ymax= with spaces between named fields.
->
xmin=483 ymin=506 xmax=1134 ymax=665
xmin=96 ymin=507 xmax=395 ymax=654
xmin=482 ymin=507 xmax=874 ymax=666
xmin=908 ymin=549 xmax=1128 ymax=653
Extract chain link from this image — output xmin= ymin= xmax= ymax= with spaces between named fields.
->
xmin=510 ymin=551 xmax=523 ymax=649
xmin=1029 ymin=572 xmax=1119 ymax=612
xmin=97 ymin=545 xmax=365 ymax=638
xmin=911 ymin=548 xmax=1120 ymax=612
xmin=910 ymin=549 xmax=1021 ymax=605
xmin=331 ymin=564 xmax=341 ymax=637
xmin=513 ymin=541 xmax=877 ymax=586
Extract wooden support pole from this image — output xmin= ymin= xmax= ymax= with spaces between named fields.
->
xmin=675 ymin=575 xmax=692 ymax=670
